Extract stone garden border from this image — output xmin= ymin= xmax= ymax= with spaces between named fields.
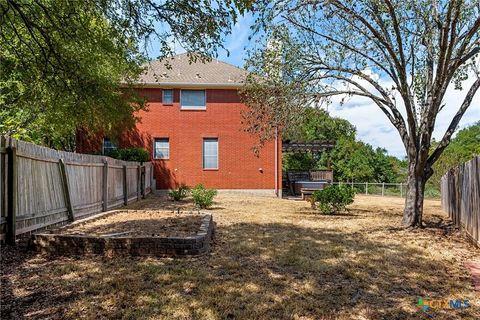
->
xmin=32 ymin=210 xmax=214 ymax=257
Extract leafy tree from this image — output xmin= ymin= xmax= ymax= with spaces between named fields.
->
xmin=429 ymin=121 xmax=480 ymax=188
xmin=0 ymin=0 xmax=251 ymax=149
xmin=282 ymin=107 xmax=356 ymax=171
xmin=282 ymin=107 xmax=401 ymax=183
xmin=332 ymin=139 xmax=375 ymax=182
xmin=243 ymin=0 xmax=480 ymax=227
xmin=372 ymin=148 xmax=399 ymax=183
xmin=386 ymin=155 xmax=408 ymax=183
xmin=286 ymin=107 xmax=356 ymax=142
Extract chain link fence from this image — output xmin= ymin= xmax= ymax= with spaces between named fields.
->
xmin=332 ymin=182 xmax=407 ymax=197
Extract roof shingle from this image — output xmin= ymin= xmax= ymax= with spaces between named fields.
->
xmin=136 ymin=53 xmax=248 ymax=88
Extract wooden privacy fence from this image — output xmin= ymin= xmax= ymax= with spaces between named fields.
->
xmin=0 ymin=136 xmax=153 ymax=243
xmin=441 ymin=156 xmax=480 ymax=246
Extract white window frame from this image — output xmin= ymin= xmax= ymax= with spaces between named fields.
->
xmin=203 ymin=138 xmax=218 ymax=170
xmin=102 ymin=138 xmax=117 ymax=155
xmin=162 ymin=89 xmax=173 ymax=104
xmin=154 ymin=138 xmax=170 ymax=160
xmin=180 ymin=89 xmax=206 ymax=110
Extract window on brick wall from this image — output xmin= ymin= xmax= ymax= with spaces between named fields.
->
xmin=203 ymin=138 xmax=218 ymax=169
xmin=154 ymin=138 xmax=170 ymax=159
xmin=181 ymin=90 xmax=206 ymax=110
xmin=102 ymin=138 xmax=117 ymax=155
xmin=162 ymin=89 xmax=173 ymax=104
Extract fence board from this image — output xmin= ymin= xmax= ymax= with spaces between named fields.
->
xmin=441 ymin=156 xmax=480 ymax=246
xmin=0 ymin=136 xmax=153 ymax=241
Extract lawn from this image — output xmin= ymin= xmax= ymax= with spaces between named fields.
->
xmin=1 ymin=193 xmax=479 ymax=319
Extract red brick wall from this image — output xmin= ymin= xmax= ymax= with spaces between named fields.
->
xmin=77 ymin=88 xmax=281 ymax=191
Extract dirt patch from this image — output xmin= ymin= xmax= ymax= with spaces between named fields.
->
xmin=57 ymin=210 xmax=203 ymax=237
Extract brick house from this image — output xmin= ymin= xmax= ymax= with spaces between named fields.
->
xmin=77 ymin=53 xmax=281 ymax=195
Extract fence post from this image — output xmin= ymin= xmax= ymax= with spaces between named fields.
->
xmin=141 ymin=165 xmax=146 ymax=199
xmin=151 ymin=163 xmax=155 ymax=194
xmin=102 ymin=159 xmax=108 ymax=211
xmin=6 ymin=146 xmax=17 ymax=245
xmin=123 ymin=164 xmax=128 ymax=205
xmin=365 ymin=182 xmax=368 ymax=195
xmin=59 ymin=159 xmax=74 ymax=222
xmin=137 ymin=164 xmax=141 ymax=200
xmin=0 ymin=136 xmax=5 ymax=222
xmin=454 ymin=169 xmax=461 ymax=228
xmin=400 ymin=183 xmax=403 ymax=197
xmin=382 ymin=182 xmax=385 ymax=196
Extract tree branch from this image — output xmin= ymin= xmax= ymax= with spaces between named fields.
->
xmin=427 ymin=77 xmax=480 ymax=166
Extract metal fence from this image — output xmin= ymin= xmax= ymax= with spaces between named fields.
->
xmin=332 ymin=182 xmax=408 ymax=197
xmin=0 ymin=136 xmax=153 ymax=243
xmin=332 ymin=182 xmax=443 ymax=199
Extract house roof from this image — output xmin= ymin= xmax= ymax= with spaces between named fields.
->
xmin=136 ymin=53 xmax=248 ymax=88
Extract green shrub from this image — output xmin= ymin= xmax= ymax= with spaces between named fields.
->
xmin=107 ymin=148 xmax=149 ymax=162
xmin=191 ymin=184 xmax=217 ymax=209
xmin=312 ymin=185 xmax=355 ymax=214
xmin=169 ymin=185 xmax=190 ymax=201
xmin=424 ymin=185 xmax=441 ymax=199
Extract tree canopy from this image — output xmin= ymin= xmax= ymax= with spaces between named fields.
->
xmin=0 ymin=0 xmax=251 ymax=149
xmin=429 ymin=121 xmax=480 ymax=187
xmin=282 ymin=107 xmax=406 ymax=183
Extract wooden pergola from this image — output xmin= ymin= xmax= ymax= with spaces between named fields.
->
xmin=281 ymin=140 xmax=336 ymax=197
xmin=282 ymin=139 xmax=336 ymax=171
xmin=282 ymin=140 xmax=336 ymax=153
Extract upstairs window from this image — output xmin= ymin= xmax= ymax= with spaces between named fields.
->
xmin=154 ymin=138 xmax=170 ymax=159
xmin=181 ymin=90 xmax=206 ymax=110
xmin=162 ymin=89 xmax=173 ymax=104
xmin=103 ymin=138 xmax=117 ymax=155
xmin=203 ymin=138 xmax=218 ymax=169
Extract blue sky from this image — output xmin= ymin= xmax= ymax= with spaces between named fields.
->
xmin=148 ymin=13 xmax=480 ymax=159
xmin=147 ymin=13 xmax=254 ymax=68
xmin=215 ymin=13 xmax=255 ymax=67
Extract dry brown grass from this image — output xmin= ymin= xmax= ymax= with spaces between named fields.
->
xmin=1 ymin=193 xmax=479 ymax=319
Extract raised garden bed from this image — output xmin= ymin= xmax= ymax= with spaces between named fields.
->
xmin=32 ymin=210 xmax=214 ymax=257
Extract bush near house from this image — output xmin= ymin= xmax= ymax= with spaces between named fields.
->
xmin=312 ymin=185 xmax=355 ymax=214
xmin=107 ymin=148 xmax=149 ymax=162
xmin=191 ymin=184 xmax=217 ymax=209
xmin=169 ymin=185 xmax=190 ymax=201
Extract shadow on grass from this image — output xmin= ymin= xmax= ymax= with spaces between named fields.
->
xmin=2 ymin=216 xmax=475 ymax=319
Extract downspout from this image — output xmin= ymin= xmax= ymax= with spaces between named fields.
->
xmin=275 ymin=127 xmax=278 ymax=197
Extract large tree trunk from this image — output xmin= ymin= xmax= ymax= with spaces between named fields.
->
xmin=402 ymin=159 xmax=427 ymax=228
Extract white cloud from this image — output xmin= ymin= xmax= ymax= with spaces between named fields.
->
xmin=329 ymin=73 xmax=480 ymax=158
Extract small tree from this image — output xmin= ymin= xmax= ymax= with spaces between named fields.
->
xmin=243 ymin=0 xmax=480 ymax=227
